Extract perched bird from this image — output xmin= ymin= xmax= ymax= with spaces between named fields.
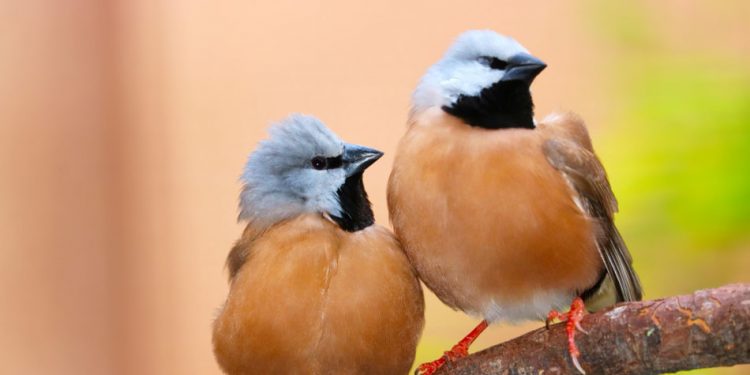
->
xmin=213 ymin=114 xmax=424 ymax=375
xmin=387 ymin=30 xmax=642 ymax=374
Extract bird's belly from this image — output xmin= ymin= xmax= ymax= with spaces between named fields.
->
xmin=213 ymin=226 xmax=423 ymax=375
xmin=390 ymin=123 xmax=602 ymax=322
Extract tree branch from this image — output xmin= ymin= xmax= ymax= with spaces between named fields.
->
xmin=436 ymin=283 xmax=750 ymax=375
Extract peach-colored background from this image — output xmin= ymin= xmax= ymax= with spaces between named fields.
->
xmin=1 ymin=1 xmax=747 ymax=374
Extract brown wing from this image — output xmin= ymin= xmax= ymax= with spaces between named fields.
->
xmin=541 ymin=116 xmax=642 ymax=302
xmin=226 ymin=223 xmax=265 ymax=281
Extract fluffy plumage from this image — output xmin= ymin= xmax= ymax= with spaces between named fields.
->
xmin=239 ymin=114 xmax=346 ymax=227
xmin=390 ymin=30 xmax=641 ymax=324
xmin=388 ymin=31 xmax=642 ymax=374
xmin=214 ymin=215 xmax=424 ymax=375
xmin=216 ymin=115 xmax=424 ymax=375
xmin=389 ymin=109 xmax=607 ymax=322
xmin=412 ymin=30 xmax=530 ymax=112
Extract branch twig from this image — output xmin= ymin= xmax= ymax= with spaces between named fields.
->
xmin=436 ymin=283 xmax=750 ymax=375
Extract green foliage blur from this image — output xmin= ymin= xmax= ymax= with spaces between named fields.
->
xmin=591 ymin=2 xmax=749 ymax=373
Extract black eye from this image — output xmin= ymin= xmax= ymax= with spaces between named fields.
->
xmin=311 ymin=156 xmax=327 ymax=170
xmin=489 ymin=58 xmax=508 ymax=70
xmin=480 ymin=56 xmax=508 ymax=70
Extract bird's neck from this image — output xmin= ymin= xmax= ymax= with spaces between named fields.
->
xmin=330 ymin=172 xmax=374 ymax=232
xmin=442 ymin=80 xmax=536 ymax=129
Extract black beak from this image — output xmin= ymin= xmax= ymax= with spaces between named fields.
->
xmin=343 ymin=144 xmax=384 ymax=177
xmin=501 ymin=53 xmax=547 ymax=84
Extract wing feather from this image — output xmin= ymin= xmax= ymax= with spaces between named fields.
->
xmin=543 ymin=134 xmax=642 ymax=302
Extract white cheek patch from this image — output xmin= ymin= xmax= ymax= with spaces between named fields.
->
xmin=238 ymin=114 xmax=349 ymax=228
xmin=413 ymin=61 xmax=504 ymax=112
xmin=441 ymin=66 xmax=504 ymax=105
xmin=410 ymin=30 xmax=532 ymax=114
xmin=240 ymin=168 xmax=346 ymax=228
xmin=302 ymin=170 xmax=346 ymax=218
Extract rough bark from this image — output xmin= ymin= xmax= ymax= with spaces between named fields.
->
xmin=436 ymin=283 xmax=750 ymax=375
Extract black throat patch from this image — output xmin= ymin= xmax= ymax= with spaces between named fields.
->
xmin=443 ymin=80 xmax=536 ymax=129
xmin=330 ymin=172 xmax=374 ymax=232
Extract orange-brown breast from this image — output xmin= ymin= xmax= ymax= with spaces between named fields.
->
xmin=213 ymin=214 xmax=424 ymax=375
xmin=387 ymin=108 xmax=603 ymax=321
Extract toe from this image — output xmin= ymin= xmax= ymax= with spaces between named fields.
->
xmin=415 ymin=356 xmax=446 ymax=375
xmin=574 ymin=320 xmax=589 ymax=334
xmin=571 ymin=352 xmax=586 ymax=374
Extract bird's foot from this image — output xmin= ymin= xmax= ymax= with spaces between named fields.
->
xmin=545 ymin=297 xmax=588 ymax=374
xmin=414 ymin=356 xmax=446 ymax=375
xmin=414 ymin=320 xmax=489 ymax=375
xmin=413 ymin=340 xmax=472 ymax=375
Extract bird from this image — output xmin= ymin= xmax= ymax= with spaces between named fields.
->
xmin=213 ymin=114 xmax=425 ymax=375
xmin=387 ymin=30 xmax=642 ymax=374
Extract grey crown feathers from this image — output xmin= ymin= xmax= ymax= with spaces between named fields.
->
xmin=412 ymin=30 xmax=537 ymax=111
xmin=239 ymin=114 xmax=381 ymax=229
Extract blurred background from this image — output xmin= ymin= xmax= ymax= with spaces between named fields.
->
xmin=1 ymin=0 xmax=748 ymax=374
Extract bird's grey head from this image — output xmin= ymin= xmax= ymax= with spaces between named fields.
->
xmin=412 ymin=30 xmax=546 ymax=113
xmin=239 ymin=114 xmax=383 ymax=231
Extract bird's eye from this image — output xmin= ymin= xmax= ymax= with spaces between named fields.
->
xmin=479 ymin=56 xmax=509 ymax=70
xmin=311 ymin=156 xmax=327 ymax=170
xmin=489 ymin=58 xmax=508 ymax=70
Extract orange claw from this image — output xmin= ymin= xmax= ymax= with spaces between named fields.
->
xmin=414 ymin=320 xmax=489 ymax=375
xmin=546 ymin=297 xmax=588 ymax=374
